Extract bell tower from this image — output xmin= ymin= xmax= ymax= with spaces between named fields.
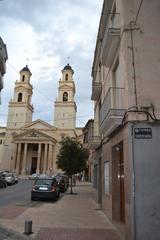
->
xmin=54 ymin=64 xmax=77 ymax=129
xmin=7 ymin=65 xmax=34 ymax=128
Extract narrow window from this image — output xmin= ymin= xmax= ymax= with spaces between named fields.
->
xmin=65 ymin=74 xmax=68 ymax=81
xmin=18 ymin=93 xmax=23 ymax=102
xmin=22 ymin=75 xmax=25 ymax=82
xmin=63 ymin=92 xmax=68 ymax=101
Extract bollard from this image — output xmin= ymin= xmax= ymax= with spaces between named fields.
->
xmin=24 ymin=220 xmax=32 ymax=235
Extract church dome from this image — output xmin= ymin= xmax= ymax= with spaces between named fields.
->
xmin=62 ymin=63 xmax=74 ymax=74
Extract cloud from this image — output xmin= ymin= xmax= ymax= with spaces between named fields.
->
xmin=0 ymin=0 xmax=103 ymax=127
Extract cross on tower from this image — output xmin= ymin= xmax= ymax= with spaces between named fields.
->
xmin=67 ymin=56 xmax=70 ymax=63
xmin=26 ymin=58 xmax=29 ymax=66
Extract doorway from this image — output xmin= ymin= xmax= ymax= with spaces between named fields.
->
xmin=31 ymin=157 xmax=37 ymax=174
xmin=112 ymin=141 xmax=125 ymax=223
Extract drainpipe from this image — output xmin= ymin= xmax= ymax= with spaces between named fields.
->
xmin=98 ymin=156 xmax=102 ymax=208
xmin=130 ymin=123 xmax=136 ymax=240
xmin=130 ymin=21 xmax=138 ymax=108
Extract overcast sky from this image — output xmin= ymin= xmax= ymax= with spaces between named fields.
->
xmin=0 ymin=0 xmax=103 ymax=127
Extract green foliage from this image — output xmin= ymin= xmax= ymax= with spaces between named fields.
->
xmin=56 ymin=137 xmax=89 ymax=177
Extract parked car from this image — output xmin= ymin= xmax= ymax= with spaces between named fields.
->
xmin=55 ymin=174 xmax=69 ymax=193
xmin=2 ymin=172 xmax=15 ymax=185
xmin=31 ymin=178 xmax=60 ymax=201
xmin=0 ymin=175 xmax=7 ymax=188
xmin=63 ymin=175 xmax=69 ymax=189
xmin=12 ymin=172 xmax=19 ymax=183
xmin=28 ymin=173 xmax=40 ymax=180
xmin=38 ymin=174 xmax=49 ymax=179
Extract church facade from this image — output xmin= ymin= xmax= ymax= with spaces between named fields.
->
xmin=0 ymin=64 xmax=82 ymax=175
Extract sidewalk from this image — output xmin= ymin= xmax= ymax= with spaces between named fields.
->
xmin=0 ymin=182 xmax=120 ymax=240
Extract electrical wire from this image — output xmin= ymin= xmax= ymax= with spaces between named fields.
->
xmin=135 ymin=0 xmax=144 ymax=23
xmin=0 ymin=113 xmax=94 ymax=124
xmin=7 ymin=61 xmax=19 ymax=74
xmin=7 ymin=61 xmax=54 ymax=103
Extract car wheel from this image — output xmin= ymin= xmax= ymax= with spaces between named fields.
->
xmin=57 ymin=191 xmax=60 ymax=199
xmin=31 ymin=196 xmax=35 ymax=201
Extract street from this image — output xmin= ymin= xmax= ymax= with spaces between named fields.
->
xmin=0 ymin=179 xmax=33 ymax=207
xmin=0 ymin=180 xmax=121 ymax=240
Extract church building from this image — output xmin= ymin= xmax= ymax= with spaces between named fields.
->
xmin=0 ymin=64 xmax=82 ymax=175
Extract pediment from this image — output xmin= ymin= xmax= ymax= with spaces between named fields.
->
xmin=14 ymin=129 xmax=57 ymax=143
xmin=22 ymin=119 xmax=56 ymax=130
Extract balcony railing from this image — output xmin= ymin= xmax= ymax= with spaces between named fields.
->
xmin=101 ymin=27 xmax=120 ymax=68
xmin=83 ymin=131 xmax=101 ymax=150
xmin=100 ymin=87 xmax=126 ymax=134
xmin=0 ymin=74 xmax=3 ymax=92
xmin=0 ymin=39 xmax=8 ymax=76
xmin=88 ymin=135 xmax=101 ymax=150
xmin=101 ymin=11 xmax=121 ymax=68
xmin=91 ymin=82 xmax=102 ymax=101
xmin=0 ymin=60 xmax=7 ymax=76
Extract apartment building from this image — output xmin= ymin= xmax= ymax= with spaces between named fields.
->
xmin=90 ymin=0 xmax=160 ymax=239
xmin=0 ymin=37 xmax=8 ymax=103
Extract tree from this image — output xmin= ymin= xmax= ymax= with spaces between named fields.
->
xmin=56 ymin=136 xmax=89 ymax=194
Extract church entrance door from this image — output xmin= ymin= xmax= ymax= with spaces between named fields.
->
xmin=31 ymin=157 xmax=37 ymax=174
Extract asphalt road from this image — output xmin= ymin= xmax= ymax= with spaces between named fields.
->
xmin=0 ymin=179 xmax=34 ymax=207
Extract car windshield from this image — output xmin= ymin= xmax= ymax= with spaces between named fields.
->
xmin=35 ymin=179 xmax=53 ymax=186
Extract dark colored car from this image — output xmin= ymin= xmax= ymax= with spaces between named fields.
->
xmin=38 ymin=174 xmax=49 ymax=179
xmin=31 ymin=178 xmax=60 ymax=201
xmin=55 ymin=174 xmax=69 ymax=193
xmin=28 ymin=173 xmax=40 ymax=180
xmin=0 ymin=175 xmax=7 ymax=188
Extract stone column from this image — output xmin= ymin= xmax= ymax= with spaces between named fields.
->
xmin=50 ymin=145 xmax=56 ymax=174
xmin=47 ymin=143 xmax=52 ymax=176
xmin=21 ymin=143 xmax=28 ymax=175
xmin=16 ymin=143 xmax=22 ymax=174
xmin=36 ymin=143 xmax=41 ymax=174
xmin=43 ymin=143 xmax=48 ymax=174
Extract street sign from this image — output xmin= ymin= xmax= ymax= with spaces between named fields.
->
xmin=134 ymin=128 xmax=152 ymax=139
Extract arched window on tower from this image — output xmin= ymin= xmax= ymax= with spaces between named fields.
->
xmin=63 ymin=92 xmax=68 ymax=101
xmin=22 ymin=75 xmax=25 ymax=82
xmin=65 ymin=74 xmax=68 ymax=81
xmin=18 ymin=93 xmax=23 ymax=102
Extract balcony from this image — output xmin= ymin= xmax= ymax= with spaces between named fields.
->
xmin=88 ymin=135 xmax=101 ymax=150
xmin=0 ymin=74 xmax=3 ymax=92
xmin=0 ymin=60 xmax=7 ymax=76
xmin=91 ymin=82 xmax=102 ymax=101
xmin=0 ymin=38 xmax=8 ymax=76
xmin=102 ymin=27 xmax=120 ymax=68
xmin=100 ymin=87 xmax=126 ymax=136
xmin=83 ymin=120 xmax=101 ymax=150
